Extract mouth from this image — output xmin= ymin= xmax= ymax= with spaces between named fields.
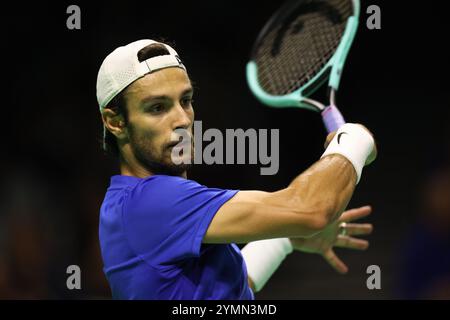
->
xmin=166 ymin=139 xmax=192 ymax=149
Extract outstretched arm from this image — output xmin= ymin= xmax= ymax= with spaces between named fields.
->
xmin=204 ymin=123 xmax=376 ymax=243
xmin=204 ymin=123 xmax=376 ymax=292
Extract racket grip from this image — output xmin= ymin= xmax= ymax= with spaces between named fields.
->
xmin=321 ymin=105 xmax=346 ymax=133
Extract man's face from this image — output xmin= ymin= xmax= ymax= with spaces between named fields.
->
xmin=122 ymin=67 xmax=195 ymax=176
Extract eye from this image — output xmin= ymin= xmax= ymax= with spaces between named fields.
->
xmin=181 ymin=97 xmax=194 ymax=108
xmin=148 ymin=104 xmax=164 ymax=113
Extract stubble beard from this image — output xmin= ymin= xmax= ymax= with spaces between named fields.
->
xmin=128 ymin=125 xmax=193 ymax=177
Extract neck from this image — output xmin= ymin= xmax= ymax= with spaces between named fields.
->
xmin=119 ymin=160 xmax=152 ymax=178
xmin=119 ymin=148 xmax=187 ymax=179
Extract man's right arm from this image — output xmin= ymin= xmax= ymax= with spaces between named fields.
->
xmin=204 ymin=125 xmax=376 ymax=244
xmin=203 ymin=153 xmax=357 ymax=243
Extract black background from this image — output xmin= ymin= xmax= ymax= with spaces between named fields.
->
xmin=2 ymin=0 xmax=450 ymax=299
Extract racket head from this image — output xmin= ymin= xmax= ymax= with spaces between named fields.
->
xmin=246 ymin=0 xmax=360 ymax=111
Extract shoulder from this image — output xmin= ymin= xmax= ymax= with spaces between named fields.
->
xmin=127 ymin=175 xmax=201 ymax=199
xmin=123 ymin=175 xmax=233 ymax=215
xmin=138 ymin=175 xmax=202 ymax=190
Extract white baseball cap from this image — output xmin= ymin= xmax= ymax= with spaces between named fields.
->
xmin=96 ymin=39 xmax=186 ymax=110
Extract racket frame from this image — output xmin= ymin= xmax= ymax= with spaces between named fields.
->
xmin=246 ymin=0 xmax=360 ymax=112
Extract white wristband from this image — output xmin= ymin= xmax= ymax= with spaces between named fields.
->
xmin=240 ymin=238 xmax=293 ymax=292
xmin=321 ymin=123 xmax=375 ymax=184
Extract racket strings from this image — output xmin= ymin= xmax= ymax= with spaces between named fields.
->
xmin=254 ymin=0 xmax=352 ymax=96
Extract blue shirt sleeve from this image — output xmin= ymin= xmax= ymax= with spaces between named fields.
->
xmin=121 ymin=175 xmax=239 ymax=267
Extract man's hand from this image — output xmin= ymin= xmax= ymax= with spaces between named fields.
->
xmin=289 ymin=205 xmax=373 ymax=274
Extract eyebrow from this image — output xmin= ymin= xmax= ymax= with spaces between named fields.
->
xmin=140 ymin=87 xmax=194 ymax=105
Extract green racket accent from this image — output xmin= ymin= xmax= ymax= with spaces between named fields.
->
xmin=247 ymin=61 xmax=324 ymax=111
xmin=247 ymin=0 xmax=360 ymax=111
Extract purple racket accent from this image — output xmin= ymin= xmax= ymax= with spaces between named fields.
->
xmin=321 ymin=104 xmax=346 ymax=133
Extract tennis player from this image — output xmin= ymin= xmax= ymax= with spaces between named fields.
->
xmin=97 ymin=39 xmax=377 ymax=299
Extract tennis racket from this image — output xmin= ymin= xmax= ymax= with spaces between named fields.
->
xmin=246 ymin=0 xmax=360 ymax=133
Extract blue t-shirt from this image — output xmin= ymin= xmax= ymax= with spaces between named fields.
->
xmin=99 ymin=174 xmax=254 ymax=300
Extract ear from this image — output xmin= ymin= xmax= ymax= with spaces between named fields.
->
xmin=101 ymin=108 xmax=127 ymax=140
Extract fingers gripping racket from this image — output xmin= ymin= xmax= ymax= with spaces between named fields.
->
xmin=246 ymin=0 xmax=360 ymax=133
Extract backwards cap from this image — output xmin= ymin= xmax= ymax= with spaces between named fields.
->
xmin=96 ymin=39 xmax=186 ymax=110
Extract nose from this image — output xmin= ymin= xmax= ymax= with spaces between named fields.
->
xmin=171 ymin=103 xmax=192 ymax=131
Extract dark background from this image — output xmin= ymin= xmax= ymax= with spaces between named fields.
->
xmin=2 ymin=0 xmax=449 ymax=299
